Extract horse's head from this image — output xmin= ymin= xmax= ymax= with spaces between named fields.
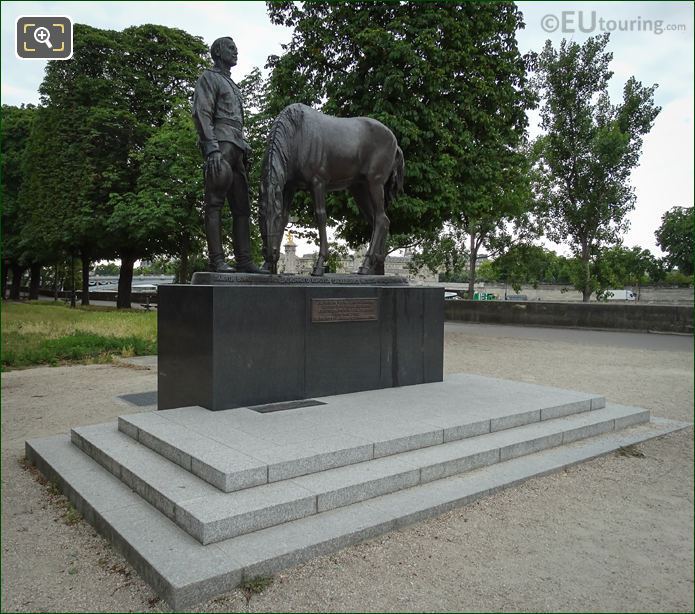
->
xmin=260 ymin=107 xmax=301 ymax=273
xmin=260 ymin=179 xmax=288 ymax=271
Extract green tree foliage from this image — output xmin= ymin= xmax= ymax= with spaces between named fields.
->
xmin=239 ymin=67 xmax=272 ymax=201
xmin=492 ymin=245 xmax=572 ymax=292
xmin=19 ymin=25 xmax=125 ymax=305
xmin=663 ymin=269 xmax=693 ymax=287
xmin=655 ymin=206 xmax=694 ymax=275
xmin=40 ymin=259 xmax=84 ymax=301
xmin=532 ymin=34 xmax=660 ymax=301
xmin=595 ymin=246 xmax=658 ymax=298
xmin=108 ymin=24 xmax=208 ymax=305
xmin=1 ymin=104 xmax=36 ymax=297
xmin=237 ymin=67 xmax=275 ymax=261
xmin=475 ymin=260 xmax=499 ymax=284
xmin=409 ymin=226 xmax=469 ymax=281
xmin=487 ymin=244 xmax=676 ymax=297
xmin=21 ymin=24 xmax=208 ymax=307
xmin=108 ymin=109 xmax=205 ymax=284
xmin=93 ymin=262 xmax=121 ymax=276
xmin=134 ymin=258 xmax=178 ymax=276
xmin=265 ymin=1 xmax=535 ymax=289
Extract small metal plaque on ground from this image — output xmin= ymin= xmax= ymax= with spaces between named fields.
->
xmin=250 ymin=399 xmax=327 ymax=413
xmin=311 ymin=298 xmax=379 ymax=323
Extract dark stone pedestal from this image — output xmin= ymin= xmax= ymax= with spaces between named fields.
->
xmin=158 ymin=279 xmax=443 ymax=410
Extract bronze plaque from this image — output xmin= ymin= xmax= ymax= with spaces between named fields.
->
xmin=311 ymin=298 xmax=379 ymax=323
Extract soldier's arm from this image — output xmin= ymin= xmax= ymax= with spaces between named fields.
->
xmin=192 ymin=72 xmax=220 ymax=158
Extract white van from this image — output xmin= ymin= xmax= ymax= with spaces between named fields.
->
xmin=598 ymin=289 xmax=637 ymax=301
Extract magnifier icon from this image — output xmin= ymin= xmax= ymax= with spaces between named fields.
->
xmin=34 ymin=26 xmax=53 ymax=49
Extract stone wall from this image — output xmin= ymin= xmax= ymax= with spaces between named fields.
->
xmin=442 ymin=283 xmax=694 ymax=305
xmin=445 ymin=300 xmax=693 ymax=334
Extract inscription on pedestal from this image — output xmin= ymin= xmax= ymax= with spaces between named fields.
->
xmin=311 ymin=298 xmax=379 ymax=323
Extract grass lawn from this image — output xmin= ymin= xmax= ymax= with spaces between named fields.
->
xmin=1 ymin=301 xmax=157 ymax=369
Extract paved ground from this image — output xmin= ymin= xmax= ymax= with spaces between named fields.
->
xmin=1 ymin=324 xmax=692 ymax=612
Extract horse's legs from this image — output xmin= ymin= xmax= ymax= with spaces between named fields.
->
xmin=311 ymin=182 xmax=328 ymax=277
xmin=373 ymin=184 xmax=390 ymax=275
xmin=350 ymin=183 xmax=376 ymax=274
xmin=349 ymin=183 xmax=375 ymax=227
xmin=358 ymin=182 xmax=389 ymax=275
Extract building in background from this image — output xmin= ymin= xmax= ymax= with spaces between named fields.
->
xmin=277 ymin=234 xmax=439 ymax=283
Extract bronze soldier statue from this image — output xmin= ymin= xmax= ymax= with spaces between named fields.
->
xmin=192 ymin=36 xmax=265 ymax=273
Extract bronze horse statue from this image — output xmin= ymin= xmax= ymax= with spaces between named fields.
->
xmin=259 ymin=103 xmax=404 ymax=276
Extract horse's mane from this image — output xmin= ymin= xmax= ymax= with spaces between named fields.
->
xmin=261 ymin=104 xmax=305 ymax=194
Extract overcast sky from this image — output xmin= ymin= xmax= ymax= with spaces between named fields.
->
xmin=2 ymin=1 xmax=693 ymax=257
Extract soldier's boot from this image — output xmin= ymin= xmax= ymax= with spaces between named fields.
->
xmin=205 ymin=209 xmax=234 ymax=272
xmin=232 ymin=216 xmax=267 ymax=274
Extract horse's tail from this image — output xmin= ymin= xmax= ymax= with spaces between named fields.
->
xmin=384 ymin=145 xmax=404 ymax=210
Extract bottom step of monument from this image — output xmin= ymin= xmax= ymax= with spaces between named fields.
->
xmin=28 ymin=415 xmax=687 ymax=609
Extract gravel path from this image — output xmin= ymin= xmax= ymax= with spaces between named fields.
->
xmin=1 ymin=326 xmax=692 ymax=612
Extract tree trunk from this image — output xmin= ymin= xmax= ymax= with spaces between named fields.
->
xmin=117 ymin=252 xmax=135 ymax=309
xmin=70 ymin=256 xmax=76 ymax=308
xmin=467 ymin=234 xmax=478 ymax=298
xmin=29 ymin=262 xmax=41 ymax=300
xmin=81 ymin=254 xmax=91 ymax=306
xmin=580 ymin=241 xmax=592 ymax=302
xmin=53 ymin=263 xmax=59 ymax=301
xmin=178 ymin=235 xmax=190 ymax=284
xmin=1 ymin=260 xmax=9 ymax=300
xmin=10 ymin=263 xmax=25 ymax=300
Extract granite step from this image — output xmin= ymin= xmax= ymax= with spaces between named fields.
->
xmin=71 ymin=403 xmax=645 ymax=545
xmin=117 ymin=374 xmax=606 ymax=492
xmin=28 ymin=415 xmax=689 ymax=610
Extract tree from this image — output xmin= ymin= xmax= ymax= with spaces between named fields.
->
xmin=410 ymin=226 xmax=469 ymax=282
xmin=1 ymin=104 xmax=36 ymax=299
xmin=108 ymin=109 xmax=205 ymax=284
xmin=19 ymin=25 xmax=125 ymax=305
xmin=655 ymin=206 xmax=694 ymax=275
xmin=457 ymin=168 xmax=535 ymax=298
xmin=237 ymin=67 xmax=275 ymax=263
xmin=134 ymin=258 xmax=178 ymax=276
xmin=532 ymin=34 xmax=660 ymax=301
xmin=492 ymin=244 xmax=563 ymax=293
xmin=93 ymin=262 xmax=120 ymax=276
xmin=265 ymin=1 xmax=535 ymax=292
xmin=24 ymin=24 xmax=209 ymax=308
xmin=595 ymin=246 xmax=657 ymax=299
xmin=663 ymin=269 xmax=693 ymax=287
xmin=106 ymin=24 xmax=209 ymax=306
xmin=475 ymin=260 xmax=499 ymax=284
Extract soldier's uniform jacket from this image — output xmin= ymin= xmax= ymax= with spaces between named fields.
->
xmin=192 ymin=68 xmax=249 ymax=158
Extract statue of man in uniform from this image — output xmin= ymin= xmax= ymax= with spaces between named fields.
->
xmin=192 ymin=36 xmax=265 ymax=273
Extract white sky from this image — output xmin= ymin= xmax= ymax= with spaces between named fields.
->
xmin=2 ymin=1 xmax=693 ymax=258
